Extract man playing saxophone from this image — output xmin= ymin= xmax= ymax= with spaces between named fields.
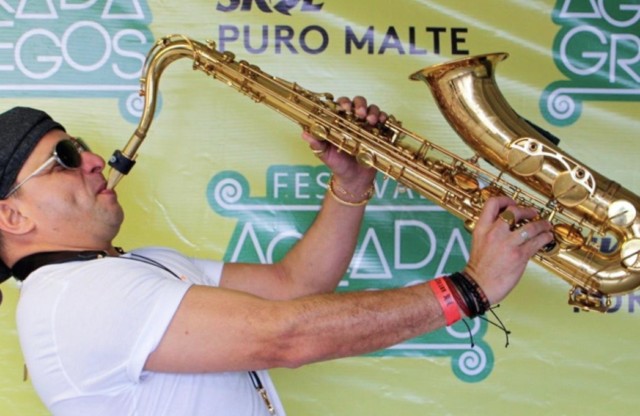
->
xmin=0 ymin=99 xmax=552 ymax=415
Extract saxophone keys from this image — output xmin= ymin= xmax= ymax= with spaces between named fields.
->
xmin=424 ymin=158 xmax=446 ymax=173
xmin=568 ymin=287 xmax=610 ymax=312
xmin=452 ymin=172 xmax=479 ymax=192
xmin=507 ymin=145 xmax=544 ymax=176
xmin=355 ymin=151 xmax=376 ymax=168
xmin=221 ymin=51 xmax=236 ymax=63
xmin=552 ymin=171 xmax=590 ymax=207
xmin=608 ymin=199 xmax=637 ymax=227
xmin=479 ymin=186 xmax=502 ymax=201
xmin=621 ymin=239 xmax=640 ymax=271
xmin=552 ymin=223 xmax=585 ymax=250
xmin=309 ymin=124 xmax=329 ymax=141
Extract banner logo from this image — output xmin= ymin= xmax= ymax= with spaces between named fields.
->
xmin=216 ymin=0 xmax=324 ymax=15
xmin=0 ymin=0 xmax=154 ymax=122
xmin=207 ymin=165 xmax=493 ymax=382
xmin=214 ymin=1 xmax=470 ymax=56
xmin=541 ymin=0 xmax=640 ymax=126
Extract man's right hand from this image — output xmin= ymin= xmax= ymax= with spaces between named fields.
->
xmin=463 ymin=196 xmax=554 ymax=305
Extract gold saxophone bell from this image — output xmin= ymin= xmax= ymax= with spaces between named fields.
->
xmin=108 ymin=35 xmax=640 ymax=312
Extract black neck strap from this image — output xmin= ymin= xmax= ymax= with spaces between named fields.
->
xmin=11 ymin=251 xmax=108 ymax=282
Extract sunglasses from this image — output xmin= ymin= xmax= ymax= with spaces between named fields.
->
xmin=4 ymin=138 xmax=90 ymax=199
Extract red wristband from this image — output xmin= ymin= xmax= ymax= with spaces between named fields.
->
xmin=444 ymin=277 xmax=471 ymax=317
xmin=429 ymin=277 xmax=462 ymax=326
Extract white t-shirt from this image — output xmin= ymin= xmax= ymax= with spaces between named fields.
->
xmin=16 ymin=247 xmax=285 ymax=416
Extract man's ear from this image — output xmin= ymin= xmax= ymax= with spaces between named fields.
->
xmin=0 ymin=200 xmax=34 ymax=235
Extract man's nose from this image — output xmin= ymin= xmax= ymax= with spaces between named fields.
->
xmin=80 ymin=151 xmax=106 ymax=173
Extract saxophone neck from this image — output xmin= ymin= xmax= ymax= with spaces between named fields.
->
xmin=106 ymin=35 xmax=204 ymax=189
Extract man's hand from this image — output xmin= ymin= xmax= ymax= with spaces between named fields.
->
xmin=301 ymin=96 xmax=386 ymax=199
xmin=464 ymin=196 xmax=555 ymax=305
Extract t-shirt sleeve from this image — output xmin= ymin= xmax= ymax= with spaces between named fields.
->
xmin=190 ymin=258 xmax=224 ymax=286
xmin=50 ymin=259 xmax=192 ymax=390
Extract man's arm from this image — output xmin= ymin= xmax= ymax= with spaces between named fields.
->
xmin=145 ymin=197 xmax=553 ymax=373
xmin=218 ymin=181 xmax=370 ymax=300
xmin=146 ymin=276 xmax=444 ymax=373
xmin=219 ymin=97 xmax=381 ymax=300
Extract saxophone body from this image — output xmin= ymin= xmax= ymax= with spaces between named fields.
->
xmin=108 ymin=35 xmax=640 ymax=312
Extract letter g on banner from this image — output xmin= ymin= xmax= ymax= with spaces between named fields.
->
xmin=541 ymin=0 xmax=640 ymax=126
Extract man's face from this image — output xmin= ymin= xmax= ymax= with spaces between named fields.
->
xmin=11 ymin=129 xmax=124 ymax=249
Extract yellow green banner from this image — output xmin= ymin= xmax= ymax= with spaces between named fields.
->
xmin=1 ymin=1 xmax=638 ymax=414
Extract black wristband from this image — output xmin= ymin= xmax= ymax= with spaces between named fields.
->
xmin=448 ymin=272 xmax=491 ymax=318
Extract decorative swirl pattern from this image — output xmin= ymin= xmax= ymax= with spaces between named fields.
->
xmin=457 ymin=346 xmax=487 ymax=376
xmin=212 ymin=177 xmax=245 ymax=208
xmin=546 ymin=88 xmax=577 ymax=121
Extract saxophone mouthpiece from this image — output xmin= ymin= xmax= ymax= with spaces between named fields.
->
xmin=106 ymin=149 xmax=137 ymax=190
xmin=106 ymin=169 xmax=124 ymax=190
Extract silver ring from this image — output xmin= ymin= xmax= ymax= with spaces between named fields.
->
xmin=520 ymin=229 xmax=530 ymax=242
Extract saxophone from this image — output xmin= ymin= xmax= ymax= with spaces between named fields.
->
xmin=107 ymin=35 xmax=640 ymax=312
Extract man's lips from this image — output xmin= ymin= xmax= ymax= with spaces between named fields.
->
xmin=96 ymin=182 xmax=114 ymax=195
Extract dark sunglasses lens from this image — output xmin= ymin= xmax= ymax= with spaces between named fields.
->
xmin=56 ymin=140 xmax=82 ymax=168
xmin=74 ymin=137 xmax=90 ymax=152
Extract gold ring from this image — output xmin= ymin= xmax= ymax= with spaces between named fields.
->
xmin=311 ymin=147 xmax=326 ymax=158
xmin=499 ymin=210 xmax=516 ymax=229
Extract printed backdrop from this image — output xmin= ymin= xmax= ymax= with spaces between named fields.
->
xmin=0 ymin=0 xmax=638 ymax=414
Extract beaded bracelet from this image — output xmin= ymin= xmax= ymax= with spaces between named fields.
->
xmin=327 ymin=175 xmax=374 ymax=207
xmin=447 ymin=271 xmax=491 ymax=318
xmin=428 ymin=277 xmax=461 ymax=326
